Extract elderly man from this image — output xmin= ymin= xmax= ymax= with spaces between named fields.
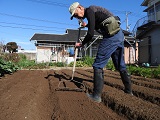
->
xmin=69 ymin=2 xmax=133 ymax=103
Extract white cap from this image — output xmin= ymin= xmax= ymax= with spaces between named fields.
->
xmin=69 ymin=2 xmax=79 ymax=20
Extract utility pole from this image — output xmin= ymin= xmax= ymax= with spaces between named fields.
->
xmin=126 ymin=11 xmax=132 ymax=31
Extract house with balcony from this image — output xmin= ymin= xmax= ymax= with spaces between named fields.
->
xmin=133 ymin=0 xmax=160 ymax=66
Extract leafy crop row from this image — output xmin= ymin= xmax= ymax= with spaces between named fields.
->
xmin=0 ymin=57 xmax=18 ymax=77
xmin=128 ymin=65 xmax=160 ymax=79
xmin=1 ymin=53 xmax=160 ymax=79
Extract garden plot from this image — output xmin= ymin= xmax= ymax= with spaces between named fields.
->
xmin=0 ymin=68 xmax=159 ymax=120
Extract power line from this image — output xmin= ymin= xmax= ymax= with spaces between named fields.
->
xmin=0 ymin=21 xmax=66 ymax=30
xmin=27 ymin=0 xmax=69 ymax=7
xmin=112 ymin=10 xmax=145 ymax=18
xmin=0 ymin=25 xmax=64 ymax=32
xmin=0 ymin=10 xmax=144 ymax=30
xmin=28 ymin=0 xmax=145 ymax=17
xmin=0 ymin=30 xmax=31 ymax=38
xmin=0 ymin=12 xmax=77 ymax=26
xmin=27 ymin=0 xmax=145 ymax=18
xmin=0 ymin=0 xmax=146 ymax=33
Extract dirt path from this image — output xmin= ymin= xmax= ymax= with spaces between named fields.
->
xmin=0 ymin=68 xmax=159 ymax=120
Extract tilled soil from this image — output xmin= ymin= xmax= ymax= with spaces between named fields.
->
xmin=0 ymin=68 xmax=159 ymax=120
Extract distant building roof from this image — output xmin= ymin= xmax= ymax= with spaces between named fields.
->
xmin=31 ymin=29 xmax=132 ymax=41
xmin=30 ymin=29 xmax=90 ymax=42
xmin=141 ymin=0 xmax=149 ymax=6
xmin=30 ymin=29 xmax=101 ymax=46
xmin=30 ymin=29 xmax=134 ymax=47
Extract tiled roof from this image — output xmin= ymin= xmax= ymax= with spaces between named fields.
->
xmin=30 ymin=29 xmax=99 ymax=42
xmin=30 ymin=29 xmax=101 ymax=47
xmin=30 ymin=29 xmax=133 ymax=44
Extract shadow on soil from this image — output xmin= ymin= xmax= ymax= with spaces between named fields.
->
xmin=44 ymin=71 xmax=93 ymax=92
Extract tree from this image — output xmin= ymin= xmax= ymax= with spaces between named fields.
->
xmin=6 ymin=42 xmax=18 ymax=53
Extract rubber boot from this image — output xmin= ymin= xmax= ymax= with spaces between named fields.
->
xmin=120 ymin=70 xmax=133 ymax=95
xmin=87 ymin=68 xmax=104 ymax=103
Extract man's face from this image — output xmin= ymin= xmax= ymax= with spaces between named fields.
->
xmin=73 ymin=6 xmax=84 ymax=19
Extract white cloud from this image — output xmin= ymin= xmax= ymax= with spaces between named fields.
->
xmin=17 ymin=42 xmax=32 ymax=45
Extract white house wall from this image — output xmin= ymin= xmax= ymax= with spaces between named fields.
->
xmin=36 ymin=47 xmax=51 ymax=63
xmin=36 ymin=46 xmax=75 ymax=64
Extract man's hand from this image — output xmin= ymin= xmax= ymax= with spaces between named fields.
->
xmin=80 ymin=22 xmax=86 ymax=28
xmin=78 ymin=19 xmax=87 ymax=28
xmin=75 ymin=42 xmax=82 ymax=48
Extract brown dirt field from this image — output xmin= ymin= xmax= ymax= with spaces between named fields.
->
xmin=0 ymin=68 xmax=159 ymax=120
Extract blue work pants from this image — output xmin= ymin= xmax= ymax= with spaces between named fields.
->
xmin=93 ymin=29 xmax=126 ymax=72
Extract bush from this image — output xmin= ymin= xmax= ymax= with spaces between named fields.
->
xmin=19 ymin=54 xmax=27 ymax=61
xmin=54 ymin=62 xmax=66 ymax=67
xmin=16 ymin=54 xmax=48 ymax=69
xmin=106 ymin=59 xmax=115 ymax=71
xmin=2 ymin=53 xmax=20 ymax=63
xmin=69 ymin=56 xmax=94 ymax=67
xmin=1 ymin=53 xmax=159 ymax=79
xmin=17 ymin=59 xmax=36 ymax=69
xmin=69 ymin=61 xmax=88 ymax=67
xmin=151 ymin=65 xmax=160 ymax=79
xmin=105 ymin=59 xmax=160 ymax=79
xmin=128 ymin=65 xmax=160 ymax=79
xmin=82 ymin=56 xmax=94 ymax=67
xmin=0 ymin=57 xmax=19 ymax=77
xmin=29 ymin=62 xmax=49 ymax=69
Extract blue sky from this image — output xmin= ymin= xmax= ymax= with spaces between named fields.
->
xmin=0 ymin=0 xmax=146 ymax=50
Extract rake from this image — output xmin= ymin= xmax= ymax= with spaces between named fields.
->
xmin=55 ymin=20 xmax=86 ymax=92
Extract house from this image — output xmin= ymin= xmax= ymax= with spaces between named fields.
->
xmin=30 ymin=29 xmax=135 ymax=64
xmin=30 ymin=29 xmax=91 ymax=63
xmin=123 ymin=31 xmax=137 ymax=64
xmin=132 ymin=0 xmax=160 ymax=66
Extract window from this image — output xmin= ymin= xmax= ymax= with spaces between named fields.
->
xmin=156 ymin=4 xmax=160 ymax=12
xmin=148 ymin=8 xmax=154 ymax=15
